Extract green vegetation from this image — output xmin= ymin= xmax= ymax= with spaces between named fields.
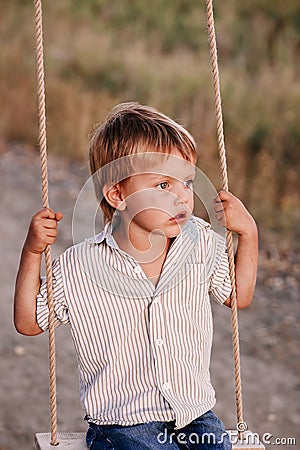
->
xmin=1 ymin=0 xmax=299 ymax=241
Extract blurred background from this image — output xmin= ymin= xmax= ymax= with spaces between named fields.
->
xmin=1 ymin=0 xmax=300 ymax=242
xmin=0 ymin=1 xmax=299 ymax=449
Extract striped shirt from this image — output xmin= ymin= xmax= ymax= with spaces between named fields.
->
xmin=36 ymin=215 xmax=231 ymax=429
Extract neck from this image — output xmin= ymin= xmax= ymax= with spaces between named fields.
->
xmin=112 ymin=219 xmax=171 ymax=265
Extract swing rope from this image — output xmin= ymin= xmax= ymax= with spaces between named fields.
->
xmin=34 ymin=0 xmax=58 ymax=446
xmin=205 ymin=0 xmax=245 ymax=440
xmin=33 ymin=0 xmax=245 ymax=445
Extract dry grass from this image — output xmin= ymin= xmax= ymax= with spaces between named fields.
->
xmin=1 ymin=0 xmax=299 ymax=242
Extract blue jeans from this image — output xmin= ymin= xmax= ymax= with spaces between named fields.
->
xmin=86 ymin=410 xmax=232 ymax=449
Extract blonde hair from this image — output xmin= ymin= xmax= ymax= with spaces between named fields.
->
xmin=88 ymin=102 xmax=197 ymax=222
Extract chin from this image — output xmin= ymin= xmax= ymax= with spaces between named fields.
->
xmin=165 ymin=224 xmax=184 ymax=238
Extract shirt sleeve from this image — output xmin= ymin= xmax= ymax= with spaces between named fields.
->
xmin=207 ymin=230 xmax=232 ymax=305
xmin=36 ymin=256 xmax=69 ymax=330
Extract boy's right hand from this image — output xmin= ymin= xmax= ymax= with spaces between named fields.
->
xmin=24 ymin=208 xmax=63 ymax=255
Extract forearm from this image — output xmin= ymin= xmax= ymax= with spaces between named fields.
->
xmin=14 ymin=245 xmax=44 ymax=335
xmin=234 ymin=221 xmax=258 ymax=308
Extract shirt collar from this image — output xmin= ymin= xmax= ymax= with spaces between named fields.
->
xmin=86 ymin=221 xmax=118 ymax=248
xmin=87 ymin=215 xmax=207 ymax=248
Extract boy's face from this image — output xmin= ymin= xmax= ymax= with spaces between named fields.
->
xmin=118 ymin=150 xmax=195 ymax=239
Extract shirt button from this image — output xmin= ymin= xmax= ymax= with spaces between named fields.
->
xmin=133 ymin=265 xmax=143 ymax=274
xmin=162 ymin=382 xmax=171 ymax=391
xmin=156 ymin=338 xmax=164 ymax=346
xmin=152 ymin=297 xmax=159 ymax=304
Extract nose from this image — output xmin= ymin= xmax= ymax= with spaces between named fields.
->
xmin=173 ymin=181 xmax=190 ymax=205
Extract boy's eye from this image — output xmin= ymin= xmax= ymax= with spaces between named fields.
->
xmin=157 ymin=181 xmax=169 ymax=190
xmin=184 ymin=179 xmax=194 ymax=189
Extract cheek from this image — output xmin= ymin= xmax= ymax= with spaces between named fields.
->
xmin=135 ymin=209 xmax=172 ymax=223
xmin=127 ymin=190 xmax=173 ymax=213
xmin=145 ymin=191 xmax=173 ymax=207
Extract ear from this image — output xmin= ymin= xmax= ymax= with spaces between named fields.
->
xmin=103 ymin=183 xmax=127 ymax=211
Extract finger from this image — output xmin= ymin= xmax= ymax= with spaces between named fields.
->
xmin=216 ymin=218 xmax=226 ymax=227
xmin=46 ymin=229 xmax=58 ymax=239
xmin=216 ymin=220 xmax=225 ymax=228
xmin=213 ymin=194 xmax=227 ymax=205
xmin=46 ymin=236 xmax=57 ymax=246
xmin=216 ymin=190 xmax=231 ymax=202
xmin=44 ymin=219 xmax=59 ymax=229
xmin=37 ymin=208 xmax=56 ymax=219
xmin=55 ymin=212 xmax=63 ymax=222
xmin=214 ymin=204 xmax=224 ymax=213
xmin=213 ymin=194 xmax=222 ymax=204
xmin=215 ymin=211 xmax=225 ymax=221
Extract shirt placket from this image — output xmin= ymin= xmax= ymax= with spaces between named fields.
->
xmin=148 ymin=292 xmax=174 ymax=403
xmin=147 ymin=221 xmax=200 ymax=423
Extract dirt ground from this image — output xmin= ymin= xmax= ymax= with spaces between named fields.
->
xmin=0 ymin=145 xmax=299 ymax=450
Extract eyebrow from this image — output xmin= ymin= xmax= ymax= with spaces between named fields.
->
xmin=145 ymin=172 xmax=196 ymax=181
xmin=184 ymin=172 xmax=196 ymax=179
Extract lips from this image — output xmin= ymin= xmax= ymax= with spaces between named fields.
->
xmin=169 ymin=211 xmax=187 ymax=223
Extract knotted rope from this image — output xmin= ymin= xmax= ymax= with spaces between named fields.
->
xmin=33 ymin=0 xmax=245 ymax=445
xmin=205 ymin=0 xmax=245 ymax=441
xmin=34 ymin=0 xmax=58 ymax=445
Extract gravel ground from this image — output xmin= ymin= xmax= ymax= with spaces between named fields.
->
xmin=0 ymin=145 xmax=299 ymax=450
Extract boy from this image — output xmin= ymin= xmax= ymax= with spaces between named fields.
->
xmin=14 ymin=103 xmax=258 ymax=449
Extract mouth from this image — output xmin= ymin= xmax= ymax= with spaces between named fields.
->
xmin=169 ymin=211 xmax=188 ymax=224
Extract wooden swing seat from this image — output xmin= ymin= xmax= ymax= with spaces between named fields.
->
xmin=32 ymin=2 xmax=265 ymax=450
xmin=35 ymin=432 xmax=86 ymax=449
xmin=35 ymin=430 xmax=265 ymax=449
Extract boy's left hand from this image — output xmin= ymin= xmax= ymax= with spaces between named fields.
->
xmin=214 ymin=190 xmax=257 ymax=237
